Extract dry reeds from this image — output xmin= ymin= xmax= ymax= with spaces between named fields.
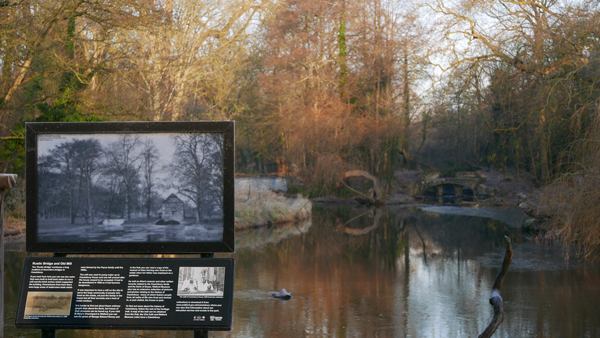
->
xmin=235 ymin=189 xmax=312 ymax=230
xmin=543 ymin=108 xmax=600 ymax=260
xmin=543 ymin=174 xmax=600 ymax=260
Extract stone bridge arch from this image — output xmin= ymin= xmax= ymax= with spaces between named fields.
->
xmin=410 ymin=176 xmax=495 ymax=197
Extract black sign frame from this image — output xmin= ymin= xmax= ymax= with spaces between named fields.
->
xmin=15 ymin=257 xmax=234 ymax=330
xmin=26 ymin=121 xmax=235 ymax=254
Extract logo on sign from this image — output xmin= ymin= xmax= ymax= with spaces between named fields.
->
xmin=194 ymin=316 xmax=205 ymax=321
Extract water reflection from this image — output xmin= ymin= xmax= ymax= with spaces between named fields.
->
xmin=4 ymin=204 xmax=600 ymax=337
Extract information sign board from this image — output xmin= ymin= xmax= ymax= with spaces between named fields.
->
xmin=25 ymin=121 xmax=235 ymax=254
xmin=15 ymin=257 xmax=234 ymax=330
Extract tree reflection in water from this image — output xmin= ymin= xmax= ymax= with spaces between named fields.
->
xmin=3 ymin=204 xmax=600 ymax=337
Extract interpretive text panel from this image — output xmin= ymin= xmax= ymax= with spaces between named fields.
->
xmin=15 ymin=257 xmax=234 ymax=330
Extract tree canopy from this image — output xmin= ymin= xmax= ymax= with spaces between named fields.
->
xmin=1 ymin=0 xmax=599 ymax=190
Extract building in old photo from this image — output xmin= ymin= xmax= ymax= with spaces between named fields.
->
xmin=160 ymin=193 xmax=185 ymax=222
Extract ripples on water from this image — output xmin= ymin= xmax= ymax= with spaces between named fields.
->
xmin=4 ymin=204 xmax=600 ymax=337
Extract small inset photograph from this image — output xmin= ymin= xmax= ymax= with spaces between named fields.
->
xmin=24 ymin=292 xmax=73 ymax=316
xmin=177 ymin=267 xmax=225 ymax=298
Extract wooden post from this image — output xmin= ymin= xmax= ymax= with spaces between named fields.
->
xmin=478 ymin=236 xmax=513 ymax=338
xmin=0 ymin=174 xmax=18 ymax=337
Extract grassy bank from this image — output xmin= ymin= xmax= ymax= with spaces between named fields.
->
xmin=235 ymin=190 xmax=312 ymax=230
xmin=3 ymin=188 xmax=311 ymax=242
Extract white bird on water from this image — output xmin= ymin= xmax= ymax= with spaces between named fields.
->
xmin=271 ymin=289 xmax=292 ymax=300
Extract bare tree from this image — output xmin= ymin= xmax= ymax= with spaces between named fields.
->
xmin=108 ymin=0 xmax=265 ymax=121
xmin=49 ymin=141 xmax=79 ymax=224
xmin=428 ymin=0 xmax=597 ymax=180
xmin=71 ymin=139 xmax=102 ymax=224
xmin=37 ymin=155 xmax=63 ymax=219
xmin=171 ymin=134 xmax=223 ymax=222
xmin=103 ymin=135 xmax=142 ymax=219
xmin=140 ymin=139 xmax=160 ymax=218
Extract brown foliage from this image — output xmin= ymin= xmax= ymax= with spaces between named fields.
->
xmin=257 ymin=0 xmax=406 ymax=191
xmin=543 ymin=109 xmax=600 ymax=260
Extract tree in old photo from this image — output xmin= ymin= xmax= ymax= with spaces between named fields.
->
xmin=48 ymin=141 xmax=79 ymax=224
xmin=102 ymin=135 xmax=142 ymax=220
xmin=71 ymin=139 xmax=103 ymax=224
xmin=39 ymin=139 xmax=102 ymax=224
xmin=37 ymin=154 xmax=65 ymax=220
xmin=171 ymin=134 xmax=223 ymax=222
xmin=140 ymin=139 xmax=160 ymax=218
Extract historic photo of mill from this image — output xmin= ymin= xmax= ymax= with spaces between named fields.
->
xmin=24 ymin=292 xmax=73 ymax=316
xmin=36 ymin=133 xmax=224 ymax=243
xmin=177 ymin=267 xmax=225 ymax=298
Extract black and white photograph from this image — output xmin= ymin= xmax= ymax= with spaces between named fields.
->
xmin=24 ymin=292 xmax=73 ymax=316
xmin=36 ymin=132 xmax=224 ymax=243
xmin=177 ymin=267 xmax=226 ymax=298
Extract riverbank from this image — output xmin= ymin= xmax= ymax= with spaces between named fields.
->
xmin=235 ymin=189 xmax=312 ymax=230
xmin=3 ymin=189 xmax=312 ymax=242
xmin=3 ymin=216 xmax=25 ymax=243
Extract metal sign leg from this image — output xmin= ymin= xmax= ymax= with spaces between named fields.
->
xmin=194 ymin=330 xmax=208 ymax=338
xmin=41 ymin=329 xmax=56 ymax=338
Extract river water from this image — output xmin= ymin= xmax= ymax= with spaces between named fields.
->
xmin=4 ymin=204 xmax=600 ymax=337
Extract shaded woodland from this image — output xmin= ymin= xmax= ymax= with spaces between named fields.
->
xmin=1 ymin=0 xmax=600 ymax=256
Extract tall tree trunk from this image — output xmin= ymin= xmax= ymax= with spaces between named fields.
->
xmin=540 ymin=113 xmax=549 ymax=182
xmin=70 ymin=185 xmax=76 ymax=224
xmin=401 ymin=50 xmax=411 ymax=166
xmin=125 ymin=185 xmax=130 ymax=220
xmin=146 ymin=189 xmax=151 ymax=218
xmin=196 ymin=192 xmax=203 ymax=222
xmin=338 ymin=0 xmax=347 ymax=97
xmin=87 ymin=176 xmax=93 ymax=224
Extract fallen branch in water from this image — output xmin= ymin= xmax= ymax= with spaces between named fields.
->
xmin=479 ymin=236 xmax=514 ymax=338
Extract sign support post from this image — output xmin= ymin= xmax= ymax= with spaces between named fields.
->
xmin=1 ymin=174 xmax=18 ymax=338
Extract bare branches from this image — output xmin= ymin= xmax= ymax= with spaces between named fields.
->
xmin=171 ymin=134 xmax=223 ymax=221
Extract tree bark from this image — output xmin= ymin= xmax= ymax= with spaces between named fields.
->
xmin=478 ymin=236 xmax=514 ymax=338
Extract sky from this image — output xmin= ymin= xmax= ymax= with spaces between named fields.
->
xmin=37 ymin=133 xmax=183 ymax=201
xmin=37 ymin=133 xmax=177 ymax=162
